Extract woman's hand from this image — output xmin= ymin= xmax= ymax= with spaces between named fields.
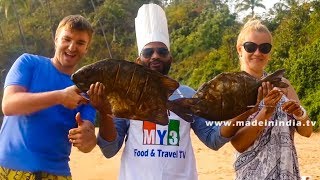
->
xmin=282 ymin=100 xmax=303 ymax=117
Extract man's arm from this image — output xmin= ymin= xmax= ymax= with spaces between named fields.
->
xmin=97 ymin=118 xmax=129 ymax=158
xmin=191 ymin=107 xmax=257 ymax=151
xmin=219 ymin=107 xmax=259 ymax=138
xmin=191 ymin=117 xmax=229 ymax=151
xmin=2 ymin=85 xmax=88 ymax=115
xmin=87 ymin=82 xmax=129 ymax=158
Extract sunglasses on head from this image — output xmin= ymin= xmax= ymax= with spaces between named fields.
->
xmin=243 ymin=42 xmax=272 ymax=54
xmin=141 ymin=47 xmax=169 ymax=59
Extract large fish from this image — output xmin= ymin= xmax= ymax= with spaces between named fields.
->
xmin=167 ymin=69 xmax=289 ymax=122
xmin=71 ymin=59 xmax=179 ymax=125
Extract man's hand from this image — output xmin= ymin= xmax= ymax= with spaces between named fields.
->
xmin=88 ymin=82 xmax=118 ymax=142
xmin=87 ymin=82 xmax=112 ymax=114
xmin=60 ymin=85 xmax=89 ymax=109
xmin=68 ymin=112 xmax=96 ymax=153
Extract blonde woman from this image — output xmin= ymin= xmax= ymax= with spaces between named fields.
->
xmin=231 ymin=19 xmax=313 ymax=179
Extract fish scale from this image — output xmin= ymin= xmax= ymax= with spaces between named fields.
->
xmin=167 ymin=69 xmax=289 ymax=122
xmin=72 ymin=59 xmax=179 ymax=125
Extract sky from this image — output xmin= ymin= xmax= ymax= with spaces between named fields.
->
xmin=262 ymin=0 xmax=278 ymax=9
xmin=259 ymin=0 xmax=278 ymax=13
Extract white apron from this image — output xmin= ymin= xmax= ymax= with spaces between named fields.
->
xmin=118 ymin=111 xmax=198 ymax=180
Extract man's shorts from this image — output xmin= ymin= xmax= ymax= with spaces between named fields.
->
xmin=0 ymin=166 xmax=72 ymax=180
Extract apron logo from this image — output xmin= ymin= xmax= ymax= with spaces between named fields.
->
xmin=143 ymin=119 xmax=180 ymax=146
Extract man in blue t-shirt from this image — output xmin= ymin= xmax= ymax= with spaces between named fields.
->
xmin=0 ymin=15 xmax=97 ymax=179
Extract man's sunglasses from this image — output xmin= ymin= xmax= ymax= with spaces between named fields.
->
xmin=141 ymin=47 xmax=169 ymax=59
xmin=243 ymin=42 xmax=272 ymax=54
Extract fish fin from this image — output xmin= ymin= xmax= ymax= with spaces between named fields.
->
xmin=154 ymin=115 xmax=169 ymax=126
xmin=272 ymin=81 xmax=289 ymax=88
xmin=132 ymin=115 xmax=169 ymax=126
xmin=260 ymin=69 xmax=289 ymax=88
xmin=232 ymin=106 xmax=259 ymax=121
xmin=151 ymin=109 xmax=169 ymax=125
xmin=161 ymin=76 xmax=180 ymax=94
xmin=167 ymin=98 xmax=199 ymax=123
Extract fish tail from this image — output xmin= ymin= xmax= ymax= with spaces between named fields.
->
xmin=160 ymin=76 xmax=180 ymax=95
xmin=167 ymin=98 xmax=199 ymax=123
xmin=260 ymin=69 xmax=289 ymax=88
xmin=153 ymin=114 xmax=169 ymax=126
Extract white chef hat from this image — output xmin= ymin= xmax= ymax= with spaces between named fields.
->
xmin=135 ymin=3 xmax=170 ymax=55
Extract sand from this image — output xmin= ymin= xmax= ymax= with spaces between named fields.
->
xmin=70 ymin=130 xmax=319 ymax=180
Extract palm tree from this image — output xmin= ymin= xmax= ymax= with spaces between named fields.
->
xmin=235 ymin=0 xmax=266 ymax=17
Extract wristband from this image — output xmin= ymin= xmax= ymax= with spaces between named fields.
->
xmin=293 ymin=106 xmax=308 ymax=121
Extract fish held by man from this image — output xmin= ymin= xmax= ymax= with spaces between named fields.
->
xmin=71 ymin=59 xmax=179 ymax=125
xmin=167 ymin=69 xmax=289 ymax=122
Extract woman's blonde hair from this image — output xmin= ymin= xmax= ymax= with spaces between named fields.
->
xmin=236 ymin=19 xmax=272 ymax=49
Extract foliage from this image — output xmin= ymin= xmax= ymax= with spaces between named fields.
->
xmin=282 ymin=40 xmax=320 ymax=128
xmin=266 ymin=2 xmax=320 ymax=129
xmin=302 ymin=87 xmax=320 ymax=131
xmin=270 ymin=2 xmax=311 ymax=69
xmin=169 ymin=2 xmax=236 ymax=62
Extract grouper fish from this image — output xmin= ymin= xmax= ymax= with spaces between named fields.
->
xmin=167 ymin=69 xmax=289 ymax=122
xmin=71 ymin=59 xmax=179 ymax=125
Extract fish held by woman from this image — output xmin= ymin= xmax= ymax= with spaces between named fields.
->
xmin=167 ymin=69 xmax=289 ymax=122
xmin=71 ymin=59 xmax=179 ymax=125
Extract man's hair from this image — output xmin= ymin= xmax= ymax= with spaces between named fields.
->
xmin=236 ymin=19 xmax=272 ymax=48
xmin=55 ymin=15 xmax=94 ymax=42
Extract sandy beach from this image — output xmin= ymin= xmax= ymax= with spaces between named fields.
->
xmin=70 ymin=129 xmax=319 ymax=180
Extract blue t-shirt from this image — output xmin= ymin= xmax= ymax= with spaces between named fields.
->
xmin=0 ymin=53 xmax=96 ymax=176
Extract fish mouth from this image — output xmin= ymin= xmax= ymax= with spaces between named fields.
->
xmin=71 ymin=75 xmax=88 ymax=92
xmin=75 ymin=82 xmax=89 ymax=92
xmin=70 ymin=73 xmax=77 ymax=81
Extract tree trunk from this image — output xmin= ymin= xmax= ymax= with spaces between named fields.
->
xmin=251 ymin=6 xmax=254 ymax=17
xmin=46 ymin=0 xmax=55 ymax=41
xmin=12 ymin=0 xmax=27 ymax=51
xmin=0 ymin=26 xmax=4 ymax=41
xmin=90 ymin=0 xmax=113 ymax=58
